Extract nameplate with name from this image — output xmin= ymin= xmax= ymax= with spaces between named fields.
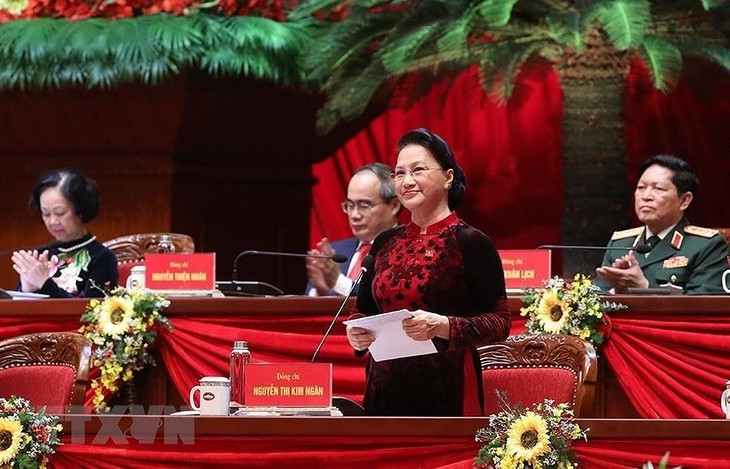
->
xmin=244 ymin=363 xmax=332 ymax=408
xmin=499 ymin=250 xmax=551 ymax=289
xmin=145 ymin=253 xmax=216 ymax=290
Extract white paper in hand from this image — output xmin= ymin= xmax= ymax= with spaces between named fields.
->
xmin=343 ymin=309 xmax=437 ymax=362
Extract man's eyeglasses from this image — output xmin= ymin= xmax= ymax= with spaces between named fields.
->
xmin=389 ymin=166 xmax=444 ymax=181
xmin=341 ymin=200 xmax=382 ymax=214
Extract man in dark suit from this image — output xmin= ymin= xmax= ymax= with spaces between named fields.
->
xmin=306 ymin=163 xmax=401 ymax=296
xmin=595 ymin=154 xmax=729 ymax=294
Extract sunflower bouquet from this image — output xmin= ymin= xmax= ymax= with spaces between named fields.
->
xmin=475 ymin=398 xmax=587 ymax=469
xmin=0 ymin=396 xmax=62 ymax=468
xmin=519 ymin=274 xmax=625 ymax=345
xmin=79 ymin=287 xmax=171 ymax=413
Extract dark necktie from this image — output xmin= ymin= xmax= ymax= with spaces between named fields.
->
xmin=646 ymin=235 xmax=661 ymax=249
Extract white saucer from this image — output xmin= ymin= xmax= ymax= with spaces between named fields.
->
xmin=170 ymin=410 xmax=200 ymax=416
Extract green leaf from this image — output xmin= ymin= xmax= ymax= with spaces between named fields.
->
xmin=639 ymin=36 xmax=682 ymax=92
xmin=681 ymin=42 xmax=730 ymax=72
xmin=546 ymin=13 xmax=583 ymax=49
xmin=588 ymin=0 xmax=650 ymax=50
xmin=380 ymin=23 xmax=442 ymax=73
xmin=475 ymin=0 xmax=518 ymax=28
xmin=0 ymin=14 xmax=308 ymax=90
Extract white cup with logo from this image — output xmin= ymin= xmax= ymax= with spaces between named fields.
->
xmin=722 ymin=270 xmax=730 ymax=294
xmin=189 ymin=377 xmax=231 ymax=415
xmin=722 ymin=380 xmax=730 ymax=419
xmin=126 ymin=265 xmax=146 ymax=290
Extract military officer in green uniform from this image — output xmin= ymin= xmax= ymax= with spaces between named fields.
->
xmin=595 ymin=154 xmax=729 ymax=294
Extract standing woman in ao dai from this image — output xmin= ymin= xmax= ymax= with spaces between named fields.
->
xmin=347 ymin=128 xmax=510 ymax=416
xmin=12 ymin=168 xmax=118 ymax=298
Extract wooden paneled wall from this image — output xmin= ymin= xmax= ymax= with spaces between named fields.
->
xmin=0 ymin=73 xmax=360 ymax=294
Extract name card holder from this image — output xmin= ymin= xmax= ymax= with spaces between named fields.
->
xmin=240 ymin=363 xmax=333 ymax=413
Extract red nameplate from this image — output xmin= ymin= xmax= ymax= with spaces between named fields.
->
xmin=244 ymin=363 xmax=332 ymax=408
xmin=145 ymin=253 xmax=216 ymax=290
xmin=499 ymin=250 xmax=551 ymax=289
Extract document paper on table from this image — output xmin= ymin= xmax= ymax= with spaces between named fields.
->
xmin=343 ymin=309 xmax=437 ymax=362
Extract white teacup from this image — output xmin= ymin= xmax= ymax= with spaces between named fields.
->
xmin=722 ymin=270 xmax=730 ymax=294
xmin=126 ymin=265 xmax=146 ymax=290
xmin=189 ymin=377 xmax=231 ymax=415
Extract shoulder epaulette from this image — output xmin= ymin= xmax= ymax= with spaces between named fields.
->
xmin=610 ymin=227 xmax=644 ymax=241
xmin=684 ymin=225 xmax=719 ymax=238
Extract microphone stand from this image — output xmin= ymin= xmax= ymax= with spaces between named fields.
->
xmin=232 ymin=250 xmax=347 ymax=281
xmin=311 ymin=265 xmax=368 ymax=363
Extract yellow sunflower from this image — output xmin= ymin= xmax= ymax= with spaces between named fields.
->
xmin=0 ymin=418 xmax=23 ymax=465
xmin=505 ymin=411 xmax=550 ymax=464
xmin=536 ymin=290 xmax=569 ymax=334
xmin=98 ymin=296 xmax=135 ymax=337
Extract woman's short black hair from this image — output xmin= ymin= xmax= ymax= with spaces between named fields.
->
xmin=30 ymin=168 xmax=100 ymax=222
xmin=397 ymin=128 xmax=466 ymax=210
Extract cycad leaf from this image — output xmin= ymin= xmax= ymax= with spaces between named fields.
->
xmin=639 ymin=36 xmax=682 ymax=92
xmin=150 ymin=15 xmax=202 ymax=52
xmin=588 ymin=0 xmax=650 ymax=50
xmin=289 ymin=0 xmax=347 ymax=21
xmin=381 ymin=23 xmax=442 ymax=73
xmin=475 ymin=0 xmax=518 ymax=28
xmin=437 ymin=16 xmax=470 ymax=52
xmin=680 ymin=42 xmax=730 ymax=72
xmin=2 ymin=19 xmax=60 ymax=61
xmin=546 ymin=13 xmax=582 ymax=48
xmin=701 ymin=0 xmax=726 ymax=9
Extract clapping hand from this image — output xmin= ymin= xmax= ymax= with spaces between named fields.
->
xmin=12 ymin=249 xmax=51 ymax=293
xmin=595 ymin=251 xmax=649 ymax=293
xmin=305 ymin=237 xmax=341 ymax=295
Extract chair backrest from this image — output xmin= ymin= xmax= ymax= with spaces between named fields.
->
xmin=0 ymin=332 xmax=91 ymax=413
xmin=103 ymin=233 xmax=195 ymax=285
xmin=478 ymin=334 xmax=597 ymax=417
xmin=716 ymin=228 xmax=730 ymax=266
xmin=103 ymin=233 xmax=195 ymax=262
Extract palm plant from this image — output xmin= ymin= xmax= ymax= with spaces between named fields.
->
xmin=0 ymin=12 xmax=310 ymax=89
xmin=293 ymin=0 xmax=730 ymax=274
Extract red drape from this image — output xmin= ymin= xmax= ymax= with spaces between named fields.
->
xmin=49 ymin=436 xmax=730 ymax=468
xmin=311 ymin=60 xmax=730 ymax=251
xmin=602 ymin=311 xmax=730 ymax=419
xmin=3 ymin=309 xmax=728 ymax=419
xmin=310 ymin=64 xmax=565 ymax=249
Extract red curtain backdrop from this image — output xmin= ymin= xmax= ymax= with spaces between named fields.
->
xmin=310 ymin=60 xmax=730 ymax=251
xmin=310 ymin=64 xmax=565 ymax=250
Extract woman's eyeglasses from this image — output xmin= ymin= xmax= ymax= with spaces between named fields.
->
xmin=389 ymin=166 xmax=444 ymax=181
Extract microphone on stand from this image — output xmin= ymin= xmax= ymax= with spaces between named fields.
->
xmin=311 ymin=255 xmax=374 ymax=363
xmin=232 ymin=250 xmax=349 ymax=282
xmin=537 ymin=243 xmax=653 ymax=255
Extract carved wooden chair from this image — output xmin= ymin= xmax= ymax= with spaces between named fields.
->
xmin=103 ymin=233 xmax=195 ymax=285
xmin=0 ymin=332 xmax=91 ymax=413
xmin=478 ymin=334 xmax=597 ymax=417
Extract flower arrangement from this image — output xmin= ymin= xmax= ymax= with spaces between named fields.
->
xmin=0 ymin=396 xmax=62 ymax=468
xmin=519 ymin=274 xmax=626 ymax=345
xmin=475 ymin=397 xmax=587 ymax=469
xmin=79 ymin=287 xmax=171 ymax=413
xmin=0 ymin=0 xmax=289 ymax=20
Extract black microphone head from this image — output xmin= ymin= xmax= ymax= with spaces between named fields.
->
xmin=360 ymin=254 xmax=375 ymax=273
xmin=634 ymin=243 xmax=652 ymax=254
xmin=331 ymin=254 xmax=348 ymax=263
